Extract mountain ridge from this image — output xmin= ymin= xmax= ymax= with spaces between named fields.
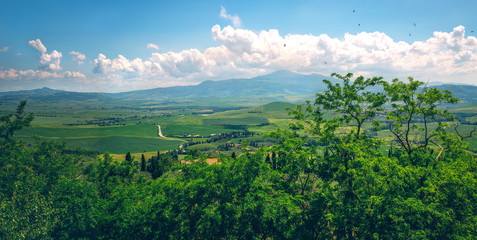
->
xmin=1 ymin=71 xmax=476 ymax=103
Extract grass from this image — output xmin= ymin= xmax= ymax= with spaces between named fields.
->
xmin=202 ymin=116 xmax=268 ymax=126
xmin=6 ymin=98 xmax=476 ymax=154
xmin=17 ymin=124 xmax=159 ymax=138
xmin=20 ymin=136 xmax=184 ymax=154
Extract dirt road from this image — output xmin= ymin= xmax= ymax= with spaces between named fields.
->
xmin=157 ymin=125 xmax=166 ymax=138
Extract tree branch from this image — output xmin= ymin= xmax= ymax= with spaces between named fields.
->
xmin=455 ymin=124 xmax=476 ymax=141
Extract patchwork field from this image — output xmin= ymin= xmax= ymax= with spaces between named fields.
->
xmin=2 ymin=98 xmax=475 ymax=154
xmin=8 ymin=101 xmax=296 ymax=154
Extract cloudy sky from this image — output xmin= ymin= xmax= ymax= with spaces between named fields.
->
xmin=1 ymin=0 xmax=476 ymax=92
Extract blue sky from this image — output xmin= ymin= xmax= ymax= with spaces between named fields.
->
xmin=1 ymin=0 xmax=476 ymax=92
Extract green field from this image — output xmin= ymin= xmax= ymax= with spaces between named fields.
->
xmin=5 ymin=98 xmax=476 ymax=154
xmin=8 ymin=100 xmax=296 ymax=154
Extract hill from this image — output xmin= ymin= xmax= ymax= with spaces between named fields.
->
xmin=1 ymin=71 xmax=476 ymax=104
xmin=434 ymin=84 xmax=477 ymax=103
xmin=109 ymin=70 xmax=332 ymax=101
xmin=0 ymin=87 xmax=105 ymax=102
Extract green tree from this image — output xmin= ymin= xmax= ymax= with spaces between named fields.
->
xmin=125 ymin=152 xmax=132 ymax=162
xmin=289 ymin=73 xmax=386 ymax=139
xmin=141 ymin=153 xmax=146 ymax=171
xmin=0 ymin=100 xmax=34 ymax=143
xmin=383 ymin=77 xmax=459 ymax=156
xmin=271 ymin=73 xmax=477 ymax=239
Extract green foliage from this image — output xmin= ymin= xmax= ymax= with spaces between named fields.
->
xmin=140 ymin=153 xmax=146 ymax=171
xmin=275 ymin=73 xmax=476 ymax=239
xmin=383 ymin=77 xmax=459 ymax=156
xmin=0 ymin=100 xmax=34 ymax=143
xmin=1 ymin=75 xmax=476 ymax=240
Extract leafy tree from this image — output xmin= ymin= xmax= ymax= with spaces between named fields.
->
xmin=289 ymin=73 xmax=386 ymax=139
xmin=383 ymin=77 xmax=459 ymax=156
xmin=125 ymin=152 xmax=132 ymax=162
xmin=271 ymin=73 xmax=477 ymax=239
xmin=0 ymin=100 xmax=34 ymax=143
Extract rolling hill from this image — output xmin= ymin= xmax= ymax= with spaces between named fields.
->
xmin=1 ymin=71 xmax=476 ymax=104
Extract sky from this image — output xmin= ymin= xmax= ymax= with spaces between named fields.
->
xmin=1 ymin=0 xmax=476 ymax=93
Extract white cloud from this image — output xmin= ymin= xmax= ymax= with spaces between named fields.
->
xmin=147 ymin=43 xmax=159 ymax=50
xmin=28 ymin=39 xmax=63 ymax=71
xmin=93 ymin=53 xmax=161 ymax=75
xmin=0 ymin=68 xmax=86 ymax=80
xmin=90 ymin=25 xmax=477 ymax=91
xmin=209 ymin=25 xmax=477 ymax=84
xmin=28 ymin=39 xmax=47 ymax=53
xmin=69 ymin=51 xmax=86 ymax=64
xmin=220 ymin=6 xmax=242 ymax=28
xmin=39 ymin=50 xmax=62 ymax=71
xmin=0 ymin=46 xmax=11 ymax=52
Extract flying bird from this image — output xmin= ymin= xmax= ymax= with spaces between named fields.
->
xmin=413 ymin=22 xmax=416 ymax=27
xmin=358 ymin=23 xmax=360 ymax=26
xmin=353 ymin=10 xmax=355 ymax=13
xmin=284 ymin=44 xmax=286 ymax=47
xmin=324 ymin=61 xmax=328 ymax=64
xmin=409 ymin=33 xmax=411 ymax=36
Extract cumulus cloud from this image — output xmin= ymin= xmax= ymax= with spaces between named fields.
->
xmin=220 ymin=6 xmax=242 ymax=28
xmin=147 ymin=43 xmax=159 ymax=50
xmin=0 ymin=68 xmax=85 ymax=80
xmin=90 ymin=25 xmax=477 ymax=89
xmin=0 ymin=46 xmax=11 ymax=52
xmin=28 ymin=39 xmax=47 ymax=53
xmin=28 ymin=39 xmax=62 ymax=71
xmin=69 ymin=51 xmax=86 ymax=64
xmin=209 ymin=25 xmax=477 ymax=83
xmin=93 ymin=53 xmax=160 ymax=75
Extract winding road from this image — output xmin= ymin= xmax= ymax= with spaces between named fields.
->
xmin=157 ymin=125 xmax=166 ymax=138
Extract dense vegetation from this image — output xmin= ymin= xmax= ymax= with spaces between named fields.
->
xmin=1 ymin=74 xmax=476 ymax=239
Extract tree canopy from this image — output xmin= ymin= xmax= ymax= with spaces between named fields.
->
xmin=0 ymin=75 xmax=475 ymax=239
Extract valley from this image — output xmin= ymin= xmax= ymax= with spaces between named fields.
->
xmin=2 ymin=71 xmax=476 ymax=239
xmin=1 ymin=71 xmax=476 ymax=157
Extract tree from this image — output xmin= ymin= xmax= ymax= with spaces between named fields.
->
xmin=288 ymin=73 xmax=386 ymax=139
xmin=271 ymin=73 xmax=476 ymax=239
xmin=141 ymin=154 xmax=146 ymax=171
xmin=0 ymin=100 xmax=34 ymax=143
xmin=125 ymin=152 xmax=132 ymax=162
xmin=383 ymin=77 xmax=459 ymax=156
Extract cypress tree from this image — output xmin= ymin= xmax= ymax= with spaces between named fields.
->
xmin=141 ymin=154 xmax=146 ymax=171
xmin=272 ymin=152 xmax=277 ymax=170
xmin=125 ymin=152 xmax=132 ymax=162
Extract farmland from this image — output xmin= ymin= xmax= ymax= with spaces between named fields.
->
xmin=4 ymin=100 xmax=296 ymax=154
xmin=1 ymin=97 xmax=474 ymax=156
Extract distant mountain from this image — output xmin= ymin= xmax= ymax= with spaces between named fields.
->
xmin=0 ymin=87 xmax=104 ymax=102
xmin=110 ymin=70 xmax=333 ymax=101
xmin=434 ymin=84 xmax=477 ymax=103
xmin=1 ymin=71 xmax=476 ymax=104
xmin=0 ymin=87 xmax=66 ymax=96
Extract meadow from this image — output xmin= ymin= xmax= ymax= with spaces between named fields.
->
xmin=6 ymin=100 xmax=296 ymax=154
xmin=1 ymin=97 xmax=475 ymax=155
